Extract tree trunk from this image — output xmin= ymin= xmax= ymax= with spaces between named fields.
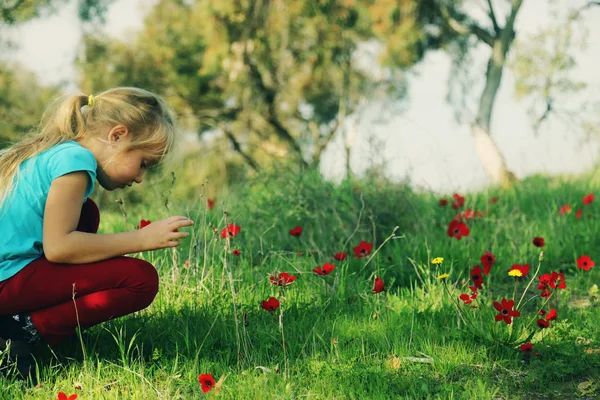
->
xmin=471 ymin=124 xmax=516 ymax=187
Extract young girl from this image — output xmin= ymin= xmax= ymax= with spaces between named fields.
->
xmin=0 ymin=87 xmax=194 ymax=381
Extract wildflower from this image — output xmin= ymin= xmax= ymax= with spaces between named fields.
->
xmin=577 ymin=255 xmax=595 ymax=271
xmin=480 ymin=250 xmax=495 ymax=275
xmin=270 ymin=272 xmax=297 ymax=286
xmin=559 ymin=204 xmax=571 ymax=215
xmin=437 ymin=273 xmax=449 ymax=280
xmin=493 ymin=298 xmax=521 ymax=325
xmin=137 ymin=219 xmax=151 ymax=229
xmin=583 ymin=193 xmax=595 ymax=205
xmin=452 ymin=193 xmax=465 ymax=209
xmin=220 ymin=223 xmax=241 ymax=239
xmin=372 ymin=277 xmax=385 ymax=294
xmin=431 ymin=257 xmax=444 ymax=265
xmin=545 ymin=308 xmax=557 ymax=321
xmin=463 ymin=209 xmax=475 ymax=219
xmin=439 ymin=198 xmax=448 ymax=207
xmin=520 ymin=343 xmax=533 ymax=353
xmin=532 ymin=237 xmax=545 ymax=248
xmin=334 ymin=252 xmax=348 ymax=261
xmin=233 ymin=249 xmax=240 ymax=256
xmin=537 ymin=319 xmax=549 ymax=329
xmin=289 ymin=226 xmax=303 ymax=237
xmin=470 ymin=265 xmax=484 ymax=289
xmin=447 ymin=220 xmax=470 ymax=240
xmin=207 ymin=198 xmax=216 ymax=210
xmin=58 ymin=394 xmax=78 ymax=400
xmin=489 ymin=197 xmax=499 ymax=204
xmin=576 ymin=209 xmax=583 ymax=219
xmin=353 ymin=241 xmax=373 ymax=259
xmin=313 ymin=263 xmax=335 ymax=276
xmin=508 ymin=264 xmax=530 ymax=278
xmin=198 ymin=373 xmax=215 ymax=393
xmin=459 ymin=286 xmax=478 ymax=305
xmin=538 ymin=309 xmax=546 ymax=316
xmin=508 ymin=269 xmax=522 ymax=277
xmin=260 ymin=297 xmax=280 ymax=312
xmin=540 ymin=289 xmax=551 ymax=298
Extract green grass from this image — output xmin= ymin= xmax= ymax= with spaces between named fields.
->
xmin=1 ymin=167 xmax=599 ymax=399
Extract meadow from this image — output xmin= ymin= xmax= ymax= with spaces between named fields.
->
xmin=1 ymin=166 xmax=599 ymax=400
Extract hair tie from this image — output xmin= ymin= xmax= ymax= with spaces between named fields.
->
xmin=88 ymin=95 xmax=96 ymax=108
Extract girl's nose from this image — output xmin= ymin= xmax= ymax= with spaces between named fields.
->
xmin=135 ymin=171 xmax=144 ymax=183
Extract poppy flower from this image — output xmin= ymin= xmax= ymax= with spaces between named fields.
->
xmin=559 ymin=204 xmax=571 ymax=215
xmin=198 ymin=373 xmax=215 ymax=393
xmin=520 ymin=343 xmax=533 ymax=353
xmin=470 ymin=265 xmax=484 ymax=289
xmin=583 ymin=193 xmax=595 ymax=205
xmin=576 ymin=209 xmax=583 ymax=219
xmin=532 ymin=237 xmax=545 ymax=248
xmin=372 ymin=277 xmax=384 ymax=294
xmin=481 ymin=251 xmax=495 ymax=275
xmin=545 ymin=308 xmax=557 ymax=321
xmin=313 ymin=263 xmax=335 ymax=275
xmin=334 ymin=252 xmax=348 ymax=261
xmin=508 ymin=264 xmax=530 ymax=278
xmin=207 ymin=198 xmax=216 ymax=210
xmin=538 ymin=271 xmax=566 ymax=291
xmin=537 ymin=319 xmax=549 ymax=329
xmin=439 ymin=198 xmax=448 ymax=207
xmin=493 ymin=298 xmax=521 ymax=325
xmin=137 ymin=219 xmax=151 ymax=229
xmin=489 ymin=197 xmax=498 ymax=204
xmin=452 ymin=193 xmax=465 ymax=209
xmin=220 ymin=223 xmax=241 ymax=239
xmin=577 ymin=255 xmax=595 ymax=271
xmin=270 ymin=272 xmax=297 ymax=286
xmin=463 ymin=209 xmax=475 ymax=220
xmin=540 ymin=289 xmax=551 ymax=298
xmin=233 ymin=249 xmax=241 ymax=256
xmin=58 ymin=394 xmax=78 ymax=400
xmin=538 ymin=309 xmax=546 ymax=316
xmin=289 ymin=226 xmax=303 ymax=237
xmin=353 ymin=241 xmax=373 ymax=259
xmin=260 ymin=297 xmax=280 ymax=312
xmin=459 ymin=286 xmax=478 ymax=305
xmin=447 ymin=220 xmax=470 ymax=240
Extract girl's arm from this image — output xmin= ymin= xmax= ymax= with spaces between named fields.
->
xmin=43 ymin=172 xmax=192 ymax=264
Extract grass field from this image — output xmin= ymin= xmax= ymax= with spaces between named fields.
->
xmin=1 ymin=168 xmax=599 ymax=399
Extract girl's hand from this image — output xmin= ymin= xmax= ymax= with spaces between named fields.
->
xmin=137 ymin=216 xmax=194 ymax=250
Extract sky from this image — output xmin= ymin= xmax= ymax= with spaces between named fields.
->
xmin=3 ymin=0 xmax=600 ymax=193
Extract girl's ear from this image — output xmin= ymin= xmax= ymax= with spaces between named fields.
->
xmin=107 ymin=125 xmax=130 ymax=143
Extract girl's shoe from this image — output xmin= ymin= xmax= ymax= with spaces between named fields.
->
xmin=0 ymin=336 xmax=37 ymax=384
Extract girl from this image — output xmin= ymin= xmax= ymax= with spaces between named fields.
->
xmin=0 ymin=87 xmax=194 ymax=382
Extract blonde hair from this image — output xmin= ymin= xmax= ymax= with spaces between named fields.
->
xmin=0 ymin=87 xmax=176 ymax=208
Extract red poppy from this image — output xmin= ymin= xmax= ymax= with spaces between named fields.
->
xmin=545 ymin=308 xmax=557 ymax=321
xmin=463 ymin=209 xmax=475 ymax=220
xmin=508 ymin=264 xmax=530 ymax=278
xmin=289 ymin=226 xmax=303 ymax=237
xmin=207 ymin=198 xmax=216 ymax=210
xmin=583 ymin=193 xmax=595 ymax=205
xmin=439 ymin=198 xmax=448 ymax=207
xmin=520 ymin=343 xmax=533 ymax=353
xmin=452 ymin=193 xmax=465 ymax=209
xmin=559 ymin=204 xmax=571 ymax=215
xmin=334 ymin=252 xmax=348 ymax=261
xmin=260 ymin=297 xmax=280 ymax=312
xmin=137 ymin=219 xmax=151 ymax=229
xmin=453 ymin=212 xmax=463 ymax=221
xmin=540 ymin=289 xmax=551 ymax=298
xmin=233 ymin=249 xmax=241 ymax=256
xmin=537 ymin=319 xmax=549 ymax=329
xmin=577 ymin=255 xmax=595 ymax=271
xmin=353 ymin=241 xmax=373 ymax=259
xmin=372 ymin=277 xmax=384 ymax=294
xmin=220 ymin=223 xmax=241 ymax=239
xmin=538 ymin=309 xmax=546 ymax=316
xmin=489 ymin=197 xmax=498 ymax=204
xmin=576 ymin=209 xmax=583 ymax=219
xmin=58 ymin=394 xmax=78 ymax=400
xmin=459 ymin=286 xmax=478 ymax=305
xmin=480 ymin=251 xmax=495 ymax=276
xmin=470 ymin=265 xmax=484 ymax=289
xmin=313 ymin=263 xmax=335 ymax=276
xmin=198 ymin=373 xmax=215 ymax=393
xmin=447 ymin=220 xmax=470 ymax=240
xmin=270 ymin=272 xmax=297 ymax=286
xmin=538 ymin=271 xmax=566 ymax=291
xmin=493 ymin=298 xmax=521 ymax=325
xmin=532 ymin=237 xmax=545 ymax=248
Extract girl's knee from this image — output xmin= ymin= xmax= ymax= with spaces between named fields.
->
xmin=121 ymin=258 xmax=159 ymax=298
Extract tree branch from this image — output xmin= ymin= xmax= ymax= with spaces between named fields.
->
xmin=439 ymin=5 xmax=495 ymax=46
xmin=486 ymin=0 xmax=500 ymax=33
xmin=222 ymin=126 xmax=260 ymax=172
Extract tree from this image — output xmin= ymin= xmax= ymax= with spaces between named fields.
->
xmin=0 ymin=0 xmax=112 ymax=25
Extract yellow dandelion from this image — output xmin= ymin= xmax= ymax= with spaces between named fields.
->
xmin=431 ymin=257 xmax=444 ymax=265
xmin=508 ymin=269 xmax=523 ymax=277
xmin=437 ymin=273 xmax=450 ymax=280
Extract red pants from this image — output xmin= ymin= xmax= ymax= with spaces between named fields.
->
xmin=0 ymin=199 xmax=159 ymax=346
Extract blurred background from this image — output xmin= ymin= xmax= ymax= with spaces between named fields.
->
xmin=1 ymin=0 xmax=599 ymax=197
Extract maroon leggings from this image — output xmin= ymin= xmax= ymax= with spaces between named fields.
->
xmin=0 ymin=199 xmax=159 ymax=346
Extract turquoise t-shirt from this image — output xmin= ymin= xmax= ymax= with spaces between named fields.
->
xmin=0 ymin=141 xmax=97 ymax=282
